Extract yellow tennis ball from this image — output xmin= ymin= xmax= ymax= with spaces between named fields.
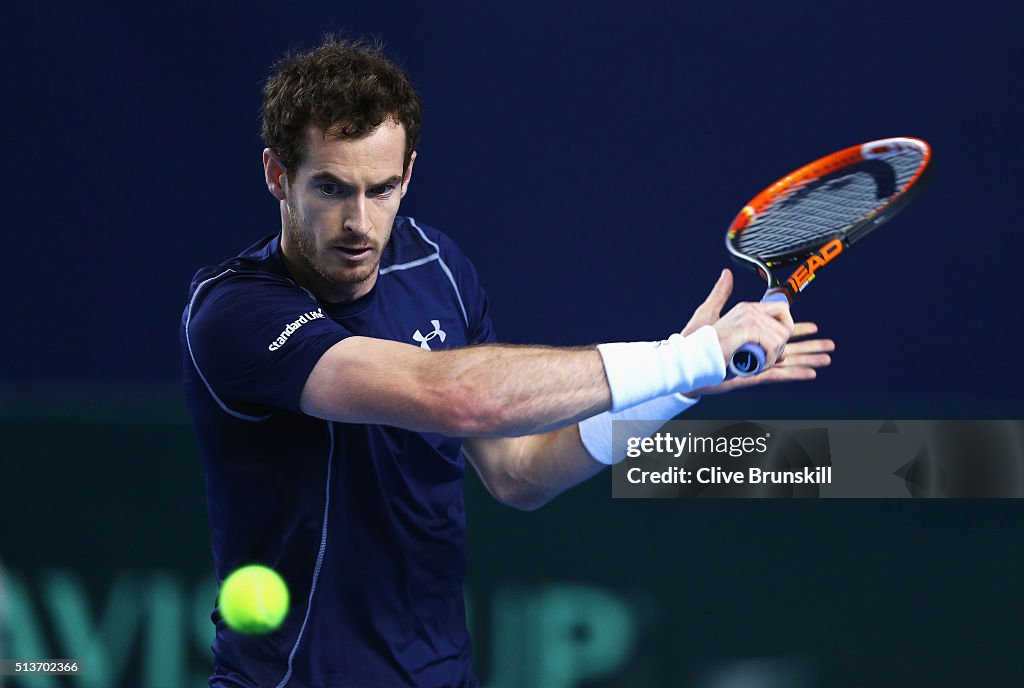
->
xmin=218 ymin=565 xmax=290 ymax=634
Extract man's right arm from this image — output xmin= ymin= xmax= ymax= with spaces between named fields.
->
xmin=300 ymin=337 xmax=611 ymax=437
xmin=300 ymin=299 xmax=794 ymax=438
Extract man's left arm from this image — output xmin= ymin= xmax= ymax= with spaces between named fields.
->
xmin=464 ymin=323 xmax=832 ymax=509
xmin=463 ymin=270 xmax=835 ymax=510
xmin=463 ymin=425 xmax=601 ymax=510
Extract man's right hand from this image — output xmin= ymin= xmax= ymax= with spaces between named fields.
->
xmin=712 ymin=299 xmax=794 ymax=369
xmin=682 ymin=269 xmax=794 ymax=370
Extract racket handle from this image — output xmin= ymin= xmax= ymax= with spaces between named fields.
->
xmin=728 ymin=289 xmax=791 ymax=377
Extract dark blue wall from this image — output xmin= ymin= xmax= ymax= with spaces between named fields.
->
xmin=8 ymin=1 xmax=1022 ymax=414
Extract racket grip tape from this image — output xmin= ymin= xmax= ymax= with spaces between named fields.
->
xmin=727 ymin=289 xmax=791 ymax=377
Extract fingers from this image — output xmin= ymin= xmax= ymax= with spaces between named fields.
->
xmin=734 ymin=362 xmax=819 ymax=387
xmin=791 ymin=322 xmax=818 ymax=339
xmin=775 ymin=352 xmax=832 ymax=368
xmin=712 ymin=300 xmax=794 ymax=370
xmin=760 ymin=300 xmax=796 ymax=333
xmin=695 ymin=333 xmax=836 ymax=395
xmin=780 ymin=337 xmax=835 ymax=355
xmin=754 ymin=366 xmax=818 ymax=383
xmin=694 ymin=363 xmax=818 ymax=395
xmin=681 ymin=269 xmax=735 ymax=336
xmin=776 ymin=337 xmax=834 ymax=367
xmin=759 ymin=309 xmax=792 ymax=369
xmin=702 ymin=269 xmax=733 ymax=317
xmin=774 ymin=324 xmax=833 ymax=361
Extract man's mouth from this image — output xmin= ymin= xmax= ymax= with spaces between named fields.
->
xmin=334 ymin=245 xmax=374 ymax=261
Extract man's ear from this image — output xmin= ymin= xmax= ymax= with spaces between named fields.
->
xmin=263 ymin=149 xmax=289 ymax=201
xmin=400 ymin=151 xmax=417 ymax=198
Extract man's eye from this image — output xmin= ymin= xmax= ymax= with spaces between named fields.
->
xmin=372 ymin=185 xmax=396 ymax=197
xmin=318 ymin=183 xmax=341 ymax=196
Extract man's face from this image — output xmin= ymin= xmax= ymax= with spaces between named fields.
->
xmin=273 ymin=121 xmax=413 ymax=303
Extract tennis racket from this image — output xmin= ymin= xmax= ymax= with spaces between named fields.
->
xmin=726 ymin=136 xmax=932 ymax=376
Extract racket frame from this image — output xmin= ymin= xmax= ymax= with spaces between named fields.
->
xmin=726 ymin=136 xmax=931 ymax=301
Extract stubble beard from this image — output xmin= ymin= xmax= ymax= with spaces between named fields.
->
xmin=285 ymin=201 xmax=382 ymax=291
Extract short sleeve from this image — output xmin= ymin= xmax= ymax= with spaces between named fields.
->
xmin=184 ymin=272 xmax=350 ymax=415
xmin=440 ymin=239 xmax=497 ymax=346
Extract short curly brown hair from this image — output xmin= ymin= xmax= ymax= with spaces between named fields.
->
xmin=261 ymin=36 xmax=421 ymax=174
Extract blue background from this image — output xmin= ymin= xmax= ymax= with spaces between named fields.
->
xmin=7 ymin=1 xmax=1022 ymax=414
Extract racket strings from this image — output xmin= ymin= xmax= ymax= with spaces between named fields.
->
xmin=736 ymin=152 xmax=924 ymax=259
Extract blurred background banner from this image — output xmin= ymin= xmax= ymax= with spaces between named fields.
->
xmin=3 ymin=0 xmax=1022 ymax=686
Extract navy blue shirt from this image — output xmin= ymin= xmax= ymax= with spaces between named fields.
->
xmin=181 ymin=216 xmax=496 ymax=688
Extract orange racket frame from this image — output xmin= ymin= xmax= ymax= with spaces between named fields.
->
xmin=725 ymin=136 xmax=932 ymax=375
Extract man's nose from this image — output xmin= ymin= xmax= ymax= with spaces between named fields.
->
xmin=344 ymin=196 xmax=372 ymax=236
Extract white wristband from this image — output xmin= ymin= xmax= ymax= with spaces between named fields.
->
xmin=578 ymin=392 xmax=699 ymax=465
xmin=596 ymin=325 xmax=726 ymax=412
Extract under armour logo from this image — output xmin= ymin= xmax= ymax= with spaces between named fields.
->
xmin=413 ymin=320 xmax=446 ymax=350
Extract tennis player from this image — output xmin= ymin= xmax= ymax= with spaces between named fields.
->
xmin=181 ymin=36 xmax=834 ymax=688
